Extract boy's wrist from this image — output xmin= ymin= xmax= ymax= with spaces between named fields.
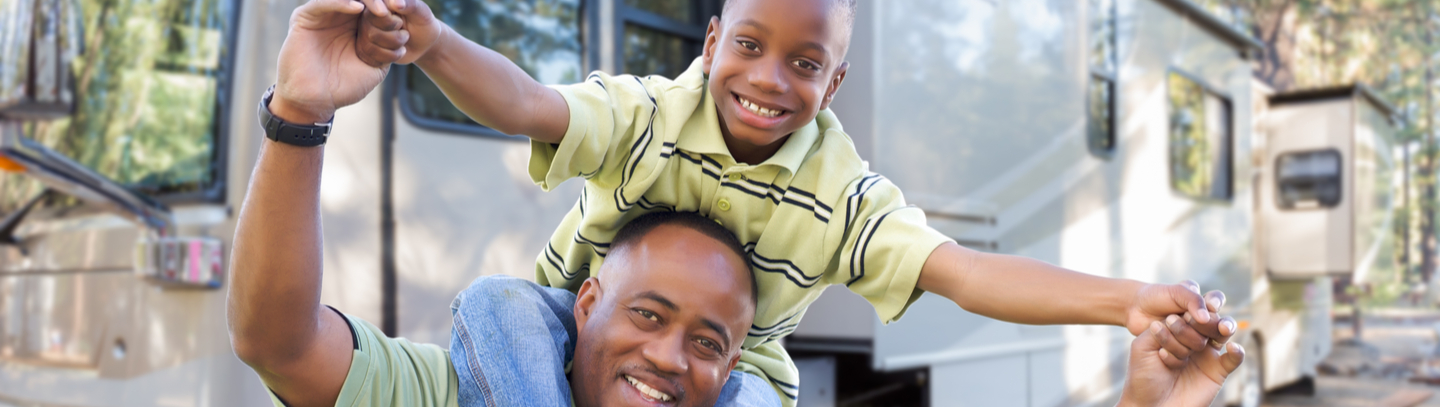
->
xmin=413 ymin=24 xmax=453 ymax=69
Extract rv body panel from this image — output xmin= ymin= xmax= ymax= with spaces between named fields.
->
xmin=389 ymin=116 xmax=581 ymax=344
xmin=1261 ymin=99 xmax=1354 ymax=276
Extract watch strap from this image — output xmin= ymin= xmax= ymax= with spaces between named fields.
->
xmin=258 ymin=85 xmax=331 ymax=147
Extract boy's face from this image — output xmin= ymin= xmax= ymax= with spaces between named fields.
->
xmin=702 ymin=0 xmax=850 ymax=159
xmin=569 ymin=225 xmax=755 ymax=407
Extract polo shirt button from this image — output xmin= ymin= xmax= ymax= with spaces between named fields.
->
xmin=717 ymin=199 xmax=732 ymax=211
xmin=727 ymin=173 xmax=741 ymax=181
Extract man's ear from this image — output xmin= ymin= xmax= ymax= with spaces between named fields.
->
xmin=573 ymin=277 xmax=603 ymax=332
xmin=819 ymin=61 xmax=849 ymax=110
xmin=702 ymin=16 xmax=721 ymax=76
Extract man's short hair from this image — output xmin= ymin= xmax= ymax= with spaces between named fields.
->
xmin=610 ymin=211 xmax=757 ymax=306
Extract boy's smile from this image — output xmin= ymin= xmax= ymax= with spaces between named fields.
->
xmin=702 ymin=0 xmax=852 ymax=164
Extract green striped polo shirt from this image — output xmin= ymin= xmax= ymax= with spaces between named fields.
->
xmin=531 ymin=58 xmax=952 ymax=405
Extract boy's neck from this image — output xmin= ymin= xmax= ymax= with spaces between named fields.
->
xmin=717 ymin=114 xmax=788 ymax=165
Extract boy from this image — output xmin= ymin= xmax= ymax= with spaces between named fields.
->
xmin=351 ymin=0 xmax=1238 ymax=403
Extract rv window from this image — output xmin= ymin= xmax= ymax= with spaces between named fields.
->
xmin=401 ymin=0 xmax=585 ymax=135
xmin=1167 ymin=71 xmax=1233 ymax=201
xmin=1087 ymin=75 xmax=1116 ymax=154
xmin=1276 ymin=149 xmax=1342 ymax=209
xmin=617 ymin=0 xmax=711 ymax=78
xmin=1 ymin=0 xmax=235 ymax=210
xmin=1086 ymin=0 xmax=1117 ymax=157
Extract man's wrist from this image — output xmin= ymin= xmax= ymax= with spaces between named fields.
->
xmin=268 ymin=93 xmax=334 ymax=124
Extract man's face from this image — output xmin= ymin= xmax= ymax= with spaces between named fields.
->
xmin=570 ymin=225 xmax=755 ymax=407
xmin=702 ymin=0 xmax=850 ymax=161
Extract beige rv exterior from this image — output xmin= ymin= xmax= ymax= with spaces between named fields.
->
xmin=0 ymin=0 xmax=1400 ymax=406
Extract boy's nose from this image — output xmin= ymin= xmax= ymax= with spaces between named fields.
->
xmin=748 ymin=61 xmax=788 ymax=94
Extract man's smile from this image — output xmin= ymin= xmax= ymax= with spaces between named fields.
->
xmin=623 ymin=374 xmax=678 ymax=405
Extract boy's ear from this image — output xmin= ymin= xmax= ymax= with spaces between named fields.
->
xmin=819 ymin=61 xmax=849 ymax=110
xmin=702 ymin=16 xmax=721 ymax=76
xmin=573 ymin=277 xmax=604 ymax=333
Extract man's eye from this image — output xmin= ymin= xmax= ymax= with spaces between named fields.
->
xmin=737 ymin=40 xmax=759 ymax=52
xmin=793 ymin=60 xmax=819 ymax=71
xmin=696 ymin=338 xmax=721 ymax=353
xmin=636 ymin=309 xmax=659 ymax=322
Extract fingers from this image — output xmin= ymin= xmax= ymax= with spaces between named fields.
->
xmin=1170 ymin=282 xmax=1210 ymax=324
xmin=1204 ymin=290 xmax=1226 ymax=312
xmin=1154 ymin=316 xmax=1202 ymax=362
xmin=1165 ymin=314 xmax=1210 ymax=352
xmin=367 ymin=27 xmax=410 ymax=50
xmin=1210 ymin=316 xmax=1238 ymax=349
xmin=366 ymin=0 xmax=391 ymax=17
xmin=295 ymin=0 xmax=366 ymax=21
xmin=1219 ymin=342 xmax=1245 ymax=374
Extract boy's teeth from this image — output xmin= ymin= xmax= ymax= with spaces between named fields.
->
xmin=739 ymin=97 xmax=780 ymax=118
xmin=626 ymin=375 xmax=674 ymax=402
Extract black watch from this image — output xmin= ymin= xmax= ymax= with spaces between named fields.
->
xmin=258 ymin=85 xmax=331 ymax=147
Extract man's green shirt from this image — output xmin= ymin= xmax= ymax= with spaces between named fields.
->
xmin=531 ymin=58 xmax=953 ymax=405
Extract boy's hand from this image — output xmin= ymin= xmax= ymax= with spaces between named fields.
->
xmin=356 ymin=0 xmax=444 ymax=67
xmin=1119 ymin=320 xmax=1246 ymax=407
xmin=1126 ymin=281 xmax=1235 ymax=359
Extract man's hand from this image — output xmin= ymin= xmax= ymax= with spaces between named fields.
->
xmin=1119 ymin=320 xmax=1246 ymax=407
xmin=1126 ymin=281 xmax=1237 ymax=364
xmin=357 ymin=0 xmax=444 ymax=66
xmin=273 ymin=0 xmax=398 ymax=123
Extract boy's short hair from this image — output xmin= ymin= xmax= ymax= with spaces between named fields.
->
xmin=721 ymin=0 xmax=858 ymax=30
xmin=611 ymin=211 xmax=758 ymax=306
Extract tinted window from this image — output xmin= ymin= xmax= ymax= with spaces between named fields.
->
xmin=402 ymin=0 xmax=584 ymax=130
xmin=0 ymin=0 xmax=234 ymax=211
xmin=618 ymin=0 xmax=708 ymax=78
xmin=1086 ymin=0 xmax=1116 ymax=157
xmin=1167 ymin=71 xmax=1233 ymax=200
xmin=1276 ymin=149 xmax=1342 ymax=209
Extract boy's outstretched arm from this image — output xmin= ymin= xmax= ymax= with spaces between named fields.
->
xmin=917 ymin=242 xmax=1237 ymax=355
xmin=355 ymin=0 xmax=570 ymax=143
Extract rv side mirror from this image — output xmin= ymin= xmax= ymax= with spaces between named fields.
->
xmin=0 ymin=0 xmax=84 ymax=120
xmin=1276 ymin=149 xmax=1342 ymax=209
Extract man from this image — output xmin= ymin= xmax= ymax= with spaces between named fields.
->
xmin=226 ymin=0 xmax=1244 ymax=406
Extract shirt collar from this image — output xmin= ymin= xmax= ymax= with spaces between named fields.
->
xmin=674 ymin=58 xmax=828 ymax=175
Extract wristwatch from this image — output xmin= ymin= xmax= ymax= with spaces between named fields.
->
xmin=257 ymin=85 xmax=331 ymax=147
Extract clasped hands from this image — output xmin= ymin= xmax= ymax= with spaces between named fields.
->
xmin=1120 ymin=281 xmax=1246 ymax=406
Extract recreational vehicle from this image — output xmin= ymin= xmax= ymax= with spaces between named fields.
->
xmin=0 ymin=0 xmax=1398 ymax=406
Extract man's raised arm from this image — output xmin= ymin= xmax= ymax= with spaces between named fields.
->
xmin=226 ymin=1 xmax=406 ymax=405
xmin=356 ymin=0 xmax=571 ymax=143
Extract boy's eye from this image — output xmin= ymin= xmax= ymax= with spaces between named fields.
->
xmin=737 ymin=40 xmax=759 ymax=52
xmin=792 ymin=59 xmax=820 ymax=71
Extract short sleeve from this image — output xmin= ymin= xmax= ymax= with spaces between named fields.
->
xmin=267 ymin=312 xmax=458 ymax=407
xmin=831 ymin=174 xmax=953 ymax=324
xmin=529 ymin=72 xmax=658 ymax=191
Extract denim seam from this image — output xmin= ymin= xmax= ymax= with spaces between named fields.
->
xmin=454 ymin=310 xmax=498 ymax=405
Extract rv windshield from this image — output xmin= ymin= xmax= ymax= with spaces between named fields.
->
xmin=0 ymin=0 xmax=234 ymax=211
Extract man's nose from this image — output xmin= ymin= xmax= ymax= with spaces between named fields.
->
xmin=641 ymin=330 xmax=689 ymax=375
xmin=748 ymin=59 xmax=788 ymax=94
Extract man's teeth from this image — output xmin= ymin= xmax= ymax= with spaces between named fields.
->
xmin=739 ymin=97 xmax=782 ymax=118
xmin=626 ymin=375 xmax=674 ymax=402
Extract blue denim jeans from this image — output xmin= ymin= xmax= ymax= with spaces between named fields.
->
xmin=449 ymin=275 xmax=781 ymax=407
